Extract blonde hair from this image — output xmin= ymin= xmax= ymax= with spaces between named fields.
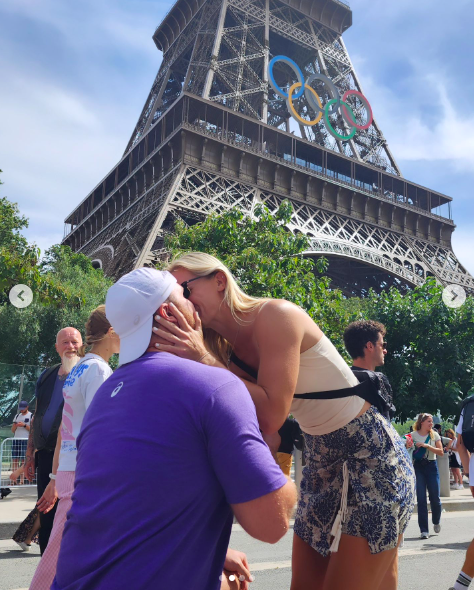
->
xmin=445 ymin=428 xmax=455 ymax=438
xmin=77 ymin=305 xmax=112 ymax=357
xmin=414 ymin=413 xmax=435 ymax=441
xmin=167 ymin=252 xmax=271 ymax=364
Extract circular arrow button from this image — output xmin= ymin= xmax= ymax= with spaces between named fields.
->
xmin=9 ymin=284 xmax=33 ymax=308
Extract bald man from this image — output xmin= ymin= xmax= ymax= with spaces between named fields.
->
xmin=24 ymin=327 xmax=82 ymax=554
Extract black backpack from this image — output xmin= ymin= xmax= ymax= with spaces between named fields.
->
xmin=461 ymin=395 xmax=474 ymax=453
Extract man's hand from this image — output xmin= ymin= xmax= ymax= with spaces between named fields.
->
xmin=16 ymin=422 xmax=25 ymax=428
xmin=37 ymin=480 xmax=58 ymax=513
xmin=24 ymin=455 xmax=36 ymax=482
xmin=224 ymin=549 xmax=253 ymax=590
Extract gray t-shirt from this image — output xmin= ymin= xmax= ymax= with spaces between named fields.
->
xmin=412 ymin=430 xmax=441 ymax=461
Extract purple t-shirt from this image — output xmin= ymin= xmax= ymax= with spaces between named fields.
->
xmin=52 ymin=352 xmax=287 ymax=590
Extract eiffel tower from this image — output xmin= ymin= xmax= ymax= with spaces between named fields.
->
xmin=62 ymin=0 xmax=474 ymax=296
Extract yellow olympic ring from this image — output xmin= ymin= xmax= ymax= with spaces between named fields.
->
xmin=287 ymin=83 xmax=323 ymax=126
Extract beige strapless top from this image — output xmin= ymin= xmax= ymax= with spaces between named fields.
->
xmin=290 ymin=334 xmax=364 ymax=436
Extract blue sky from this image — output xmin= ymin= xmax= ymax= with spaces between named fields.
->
xmin=1 ymin=0 xmax=473 ymax=276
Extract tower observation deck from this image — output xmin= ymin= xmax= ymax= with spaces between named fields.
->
xmin=62 ymin=0 xmax=474 ymax=296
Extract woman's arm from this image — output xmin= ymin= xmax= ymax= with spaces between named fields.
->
xmin=427 ymin=439 xmax=444 ymax=457
xmin=240 ymin=303 xmax=303 ymax=434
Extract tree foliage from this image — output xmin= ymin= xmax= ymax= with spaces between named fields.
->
xmin=362 ymin=278 xmax=474 ymax=421
xmin=0 ymin=173 xmax=79 ymax=307
xmin=0 ymin=245 xmax=113 ymax=367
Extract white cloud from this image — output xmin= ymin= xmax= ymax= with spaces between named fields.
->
xmin=451 ymin=227 xmax=474 ymax=278
xmin=0 ymin=0 xmax=164 ymax=254
xmin=352 ymin=65 xmax=474 ymax=173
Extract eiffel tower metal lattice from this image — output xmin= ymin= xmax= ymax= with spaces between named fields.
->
xmin=62 ymin=0 xmax=474 ymax=296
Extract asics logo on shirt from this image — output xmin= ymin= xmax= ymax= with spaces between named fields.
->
xmin=111 ymin=382 xmax=124 ymax=398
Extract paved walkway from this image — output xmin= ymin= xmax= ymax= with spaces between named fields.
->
xmin=2 ymin=512 xmax=474 ymax=590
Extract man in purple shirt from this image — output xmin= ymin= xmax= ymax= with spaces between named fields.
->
xmin=52 ymin=268 xmax=296 ymax=590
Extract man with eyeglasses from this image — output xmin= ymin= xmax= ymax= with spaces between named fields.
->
xmin=343 ymin=320 xmax=398 ymax=423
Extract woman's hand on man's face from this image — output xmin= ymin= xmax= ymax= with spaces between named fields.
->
xmin=152 ymin=303 xmax=208 ymax=361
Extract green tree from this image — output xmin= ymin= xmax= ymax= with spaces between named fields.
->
xmin=0 ymin=244 xmax=114 ymax=425
xmin=364 ymin=278 xmax=474 ymax=421
xmin=0 ymin=172 xmax=76 ymax=306
xmin=0 ymin=245 xmax=113 ymax=367
xmin=164 ymin=201 xmax=350 ymax=350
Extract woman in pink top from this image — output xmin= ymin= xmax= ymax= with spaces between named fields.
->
xmin=30 ymin=306 xmax=120 ymax=590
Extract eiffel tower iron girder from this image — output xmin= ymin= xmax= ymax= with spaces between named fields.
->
xmin=124 ymin=0 xmax=401 ymax=176
xmin=62 ymin=91 xmax=474 ymax=296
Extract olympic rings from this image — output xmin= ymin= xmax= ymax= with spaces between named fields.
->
xmin=268 ymin=56 xmax=373 ymax=141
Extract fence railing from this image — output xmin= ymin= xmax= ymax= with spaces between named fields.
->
xmin=0 ymin=363 xmax=44 ymax=440
xmin=0 ymin=437 xmax=36 ymax=488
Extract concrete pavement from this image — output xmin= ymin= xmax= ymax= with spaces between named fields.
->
xmin=2 ymin=511 xmax=474 ymax=590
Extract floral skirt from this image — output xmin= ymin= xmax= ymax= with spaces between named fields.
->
xmin=294 ymin=406 xmax=415 ymax=556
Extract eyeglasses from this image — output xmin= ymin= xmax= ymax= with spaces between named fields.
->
xmin=181 ymin=277 xmax=204 ymax=299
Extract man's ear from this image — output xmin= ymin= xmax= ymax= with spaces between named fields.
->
xmin=156 ymin=303 xmax=179 ymax=324
xmin=365 ymin=341 xmax=374 ymax=353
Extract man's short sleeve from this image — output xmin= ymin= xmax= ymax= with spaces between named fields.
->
xmin=201 ymin=378 xmax=287 ymax=505
xmin=456 ymin=411 xmax=464 ymax=435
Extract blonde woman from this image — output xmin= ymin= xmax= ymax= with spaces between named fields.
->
xmin=411 ymin=413 xmax=444 ymax=539
xmin=153 ymin=252 xmax=415 ymax=590
xmin=30 ymin=306 xmax=120 ymax=590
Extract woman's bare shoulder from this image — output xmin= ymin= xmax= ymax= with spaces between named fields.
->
xmin=254 ymin=299 xmax=314 ymax=333
xmin=257 ymin=299 xmax=306 ymax=317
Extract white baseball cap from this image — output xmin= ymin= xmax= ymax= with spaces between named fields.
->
xmin=105 ymin=268 xmax=177 ymax=366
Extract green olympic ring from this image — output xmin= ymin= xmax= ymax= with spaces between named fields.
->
xmin=324 ymin=99 xmax=357 ymax=141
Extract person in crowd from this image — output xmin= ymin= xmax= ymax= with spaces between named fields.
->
xmin=447 ymin=415 xmax=474 ymax=590
xmin=445 ymin=428 xmax=463 ymax=490
xmin=275 ymin=416 xmax=303 ymax=478
xmin=52 ymin=268 xmax=295 ymax=590
xmin=411 ymin=413 xmax=444 ymax=538
xmin=23 ymin=327 xmax=82 ymax=554
xmin=448 ymin=544 xmax=474 ymax=590
xmin=13 ymin=508 xmax=41 ymax=552
xmin=457 ymin=400 xmax=474 ymax=498
xmin=30 ymin=306 xmax=120 ymax=590
xmin=343 ymin=320 xmax=395 ymax=420
xmin=10 ymin=400 xmax=32 ymax=484
xmin=152 ymin=252 xmax=415 ymax=590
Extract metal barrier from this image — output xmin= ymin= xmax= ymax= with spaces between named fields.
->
xmin=0 ymin=437 xmax=36 ymax=488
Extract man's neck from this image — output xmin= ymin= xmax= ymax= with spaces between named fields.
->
xmin=352 ymin=357 xmax=376 ymax=372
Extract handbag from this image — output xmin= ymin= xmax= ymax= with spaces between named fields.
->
xmin=412 ymin=434 xmax=431 ymax=462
